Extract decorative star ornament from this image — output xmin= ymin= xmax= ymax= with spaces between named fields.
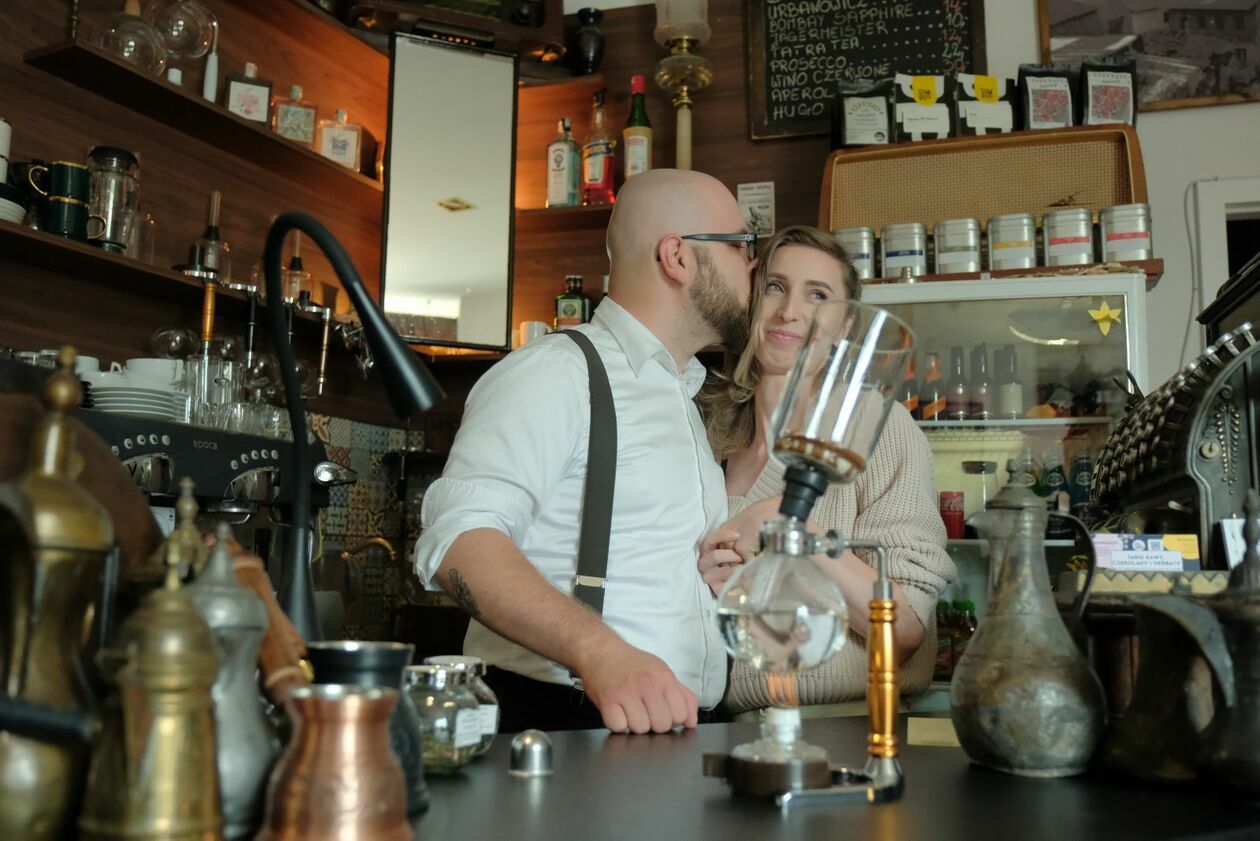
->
xmin=1089 ymin=300 xmax=1123 ymax=336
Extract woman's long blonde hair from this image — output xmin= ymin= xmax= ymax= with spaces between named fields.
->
xmin=698 ymin=225 xmax=861 ymax=458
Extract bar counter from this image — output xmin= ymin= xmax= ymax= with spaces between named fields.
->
xmin=414 ymin=716 xmax=1258 ymax=840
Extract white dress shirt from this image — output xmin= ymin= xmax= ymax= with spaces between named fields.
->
xmin=414 ymin=298 xmax=729 ymax=708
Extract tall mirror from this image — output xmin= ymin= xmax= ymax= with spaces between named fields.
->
xmin=381 ymin=35 xmax=517 ymax=350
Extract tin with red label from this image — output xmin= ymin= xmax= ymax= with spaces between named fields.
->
xmin=939 ymin=491 xmax=965 ymax=539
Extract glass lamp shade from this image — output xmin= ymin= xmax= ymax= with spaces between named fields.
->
xmin=654 ymin=0 xmax=711 ymax=47
xmin=143 ymin=0 xmax=214 ymax=60
xmin=770 ymin=300 xmax=915 ymax=485
xmin=100 ymin=1 xmax=167 ymax=76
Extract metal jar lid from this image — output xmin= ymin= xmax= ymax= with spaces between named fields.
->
xmin=407 ymin=663 xmax=461 ymax=690
xmin=934 ymin=217 xmax=980 ymax=234
xmin=881 ymin=222 xmax=926 ymax=236
xmin=422 ymin=655 xmax=486 ymax=678
xmin=1101 ymin=202 xmax=1150 ymax=218
xmin=1043 ymin=207 xmax=1091 ymax=224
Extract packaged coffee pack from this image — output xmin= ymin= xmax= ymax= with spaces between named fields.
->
xmin=955 ymin=73 xmax=1015 ymax=135
xmin=1080 ymin=56 xmax=1138 ymax=125
xmin=893 ymin=73 xmax=952 ymax=142
xmin=1018 ymin=64 xmax=1076 ymax=130
xmin=829 ymin=78 xmax=893 ymax=149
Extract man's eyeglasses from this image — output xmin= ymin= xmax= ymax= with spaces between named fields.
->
xmin=681 ymin=232 xmax=759 ymax=261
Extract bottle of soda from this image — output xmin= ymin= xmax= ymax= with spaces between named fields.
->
xmin=934 ymin=599 xmax=954 ymax=682
xmin=945 ymin=346 xmax=969 ymax=421
xmin=919 ymin=351 xmax=945 ymax=421
xmin=897 ymin=353 xmax=920 ymax=419
xmin=950 ymin=599 xmax=978 ymax=669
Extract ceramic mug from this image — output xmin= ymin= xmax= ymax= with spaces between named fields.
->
xmin=126 ymin=357 xmax=184 ymax=385
xmin=518 ymin=321 xmax=549 ymax=346
xmin=74 ymin=355 xmax=101 ymax=375
xmin=27 ymin=160 xmax=91 ymax=202
xmin=41 ymin=195 xmax=104 ymax=241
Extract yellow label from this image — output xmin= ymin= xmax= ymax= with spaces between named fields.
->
xmin=974 ymin=75 xmax=1000 ymax=102
xmin=1164 ymin=534 xmax=1200 ymax=560
xmin=992 ymin=239 xmax=1033 ymax=249
xmin=911 ymin=76 xmax=938 ymax=105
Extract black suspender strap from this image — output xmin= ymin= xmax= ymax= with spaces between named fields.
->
xmin=559 ymin=329 xmax=616 ymax=617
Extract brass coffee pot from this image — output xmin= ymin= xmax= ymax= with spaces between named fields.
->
xmin=78 ymin=549 xmax=223 ymax=839
xmin=950 ymin=476 xmax=1106 ymax=777
xmin=0 ymin=347 xmax=114 ymax=841
xmin=1105 ymin=490 xmax=1260 ymax=796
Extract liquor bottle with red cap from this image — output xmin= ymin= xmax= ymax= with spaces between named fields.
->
xmin=581 ymin=89 xmax=616 ymax=206
xmin=623 ymin=74 xmax=653 ymax=181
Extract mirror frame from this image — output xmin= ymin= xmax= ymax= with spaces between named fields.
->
xmin=380 ymin=33 xmax=518 ymax=351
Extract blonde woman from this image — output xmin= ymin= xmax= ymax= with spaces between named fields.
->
xmin=697 ymin=225 xmax=955 ymax=713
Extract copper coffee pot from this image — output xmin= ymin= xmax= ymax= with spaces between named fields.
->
xmin=257 ymin=684 xmax=410 ymax=841
xmin=0 ymin=347 xmax=114 ymax=841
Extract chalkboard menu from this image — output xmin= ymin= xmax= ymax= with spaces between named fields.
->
xmin=747 ymin=0 xmax=987 ymax=140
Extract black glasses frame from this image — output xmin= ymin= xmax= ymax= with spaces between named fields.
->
xmin=681 ymin=232 xmax=759 ymax=260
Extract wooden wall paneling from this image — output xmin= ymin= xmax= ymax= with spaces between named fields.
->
xmin=0 ymin=0 xmax=393 ymax=423
xmin=510 ymin=0 xmax=834 ymax=330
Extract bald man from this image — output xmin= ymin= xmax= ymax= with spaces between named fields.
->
xmin=414 ymin=170 xmax=755 ymax=734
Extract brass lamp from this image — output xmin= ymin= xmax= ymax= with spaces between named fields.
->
xmin=653 ymin=0 xmax=712 ymax=170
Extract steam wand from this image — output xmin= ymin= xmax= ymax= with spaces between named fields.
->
xmin=263 ymin=213 xmax=445 ymax=642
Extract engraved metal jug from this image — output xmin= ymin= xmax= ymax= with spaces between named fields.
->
xmin=305 ymin=640 xmax=428 ymax=815
xmin=78 ymin=560 xmax=223 ymax=839
xmin=257 ymin=684 xmax=410 ymax=841
xmin=189 ymin=523 xmax=279 ymax=838
xmin=0 ymin=348 xmax=114 ymax=840
xmin=950 ymin=479 xmax=1106 ymax=776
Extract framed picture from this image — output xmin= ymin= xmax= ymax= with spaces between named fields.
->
xmin=1039 ymin=0 xmax=1260 ymax=111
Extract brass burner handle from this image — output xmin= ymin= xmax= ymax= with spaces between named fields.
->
xmin=866 ymin=596 xmax=898 ymax=761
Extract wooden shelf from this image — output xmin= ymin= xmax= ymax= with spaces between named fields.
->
xmin=24 ymin=40 xmax=383 ymax=205
xmin=863 ymin=259 xmax=1164 ymax=291
xmin=515 ymin=205 xmax=614 ymax=235
xmin=918 ymin=417 xmax=1113 ymax=430
xmin=519 ymin=71 xmax=603 ymax=89
xmin=0 ymin=220 xmax=324 ymax=331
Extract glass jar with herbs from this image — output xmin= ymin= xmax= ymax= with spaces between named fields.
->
xmin=404 ymin=664 xmax=481 ymax=773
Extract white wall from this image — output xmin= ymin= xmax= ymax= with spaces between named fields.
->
xmin=567 ymin=0 xmax=1260 ymax=384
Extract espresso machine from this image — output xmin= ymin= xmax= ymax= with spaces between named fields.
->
xmin=74 ymin=409 xmax=354 ymax=590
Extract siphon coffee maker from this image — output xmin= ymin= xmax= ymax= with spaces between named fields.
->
xmin=702 ymin=300 xmax=915 ymax=806
xmin=87 ymin=146 xmax=140 ymax=252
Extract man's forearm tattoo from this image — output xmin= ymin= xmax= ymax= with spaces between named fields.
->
xmin=448 ymin=569 xmax=480 ymax=618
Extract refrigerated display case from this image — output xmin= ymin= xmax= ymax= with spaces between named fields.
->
xmin=862 ymin=272 xmax=1149 ymax=617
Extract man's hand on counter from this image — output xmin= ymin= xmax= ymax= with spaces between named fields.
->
xmin=434 ymin=528 xmax=699 ymax=735
xmin=576 ymin=639 xmax=699 ymax=734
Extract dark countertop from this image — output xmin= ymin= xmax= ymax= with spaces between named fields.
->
xmin=414 ymin=716 xmax=1259 ymax=841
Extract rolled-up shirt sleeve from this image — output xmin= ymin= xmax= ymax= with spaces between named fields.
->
xmin=413 ymin=341 xmax=586 ymax=586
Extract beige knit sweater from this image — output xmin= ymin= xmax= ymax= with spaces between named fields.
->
xmin=723 ymin=402 xmax=956 ymax=713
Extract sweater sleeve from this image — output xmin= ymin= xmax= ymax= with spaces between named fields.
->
xmin=846 ymin=402 xmax=955 ymax=693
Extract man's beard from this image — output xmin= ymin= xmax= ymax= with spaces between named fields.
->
xmin=690 ymin=248 xmax=749 ymax=351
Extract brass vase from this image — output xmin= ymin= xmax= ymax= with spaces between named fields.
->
xmin=258 ymin=684 xmax=410 ymax=841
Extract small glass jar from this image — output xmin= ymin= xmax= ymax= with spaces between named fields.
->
xmin=423 ymin=655 xmax=499 ymax=758
xmin=404 ymin=665 xmax=481 ymax=773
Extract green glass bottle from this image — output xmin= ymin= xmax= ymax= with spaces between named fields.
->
xmin=554 ymin=275 xmax=592 ymax=329
xmin=623 ymin=74 xmax=653 ymax=181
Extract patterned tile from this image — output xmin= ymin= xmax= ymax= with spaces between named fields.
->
xmin=349 ymin=447 xmax=371 ymax=478
xmin=327 ymin=445 xmax=350 ymax=467
xmin=388 ymin=427 xmax=406 ymax=450
xmin=346 ymin=503 xmax=368 ymax=537
xmin=323 ymin=505 xmax=348 ymax=538
xmin=330 ymin=484 xmax=350 ymax=509
xmin=328 ymin=416 xmax=353 ymax=448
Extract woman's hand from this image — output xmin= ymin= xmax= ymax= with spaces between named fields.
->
xmin=698 ymin=527 xmax=743 ymax=595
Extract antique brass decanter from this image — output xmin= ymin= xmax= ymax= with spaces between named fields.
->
xmin=702 ymin=300 xmax=915 ymax=806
